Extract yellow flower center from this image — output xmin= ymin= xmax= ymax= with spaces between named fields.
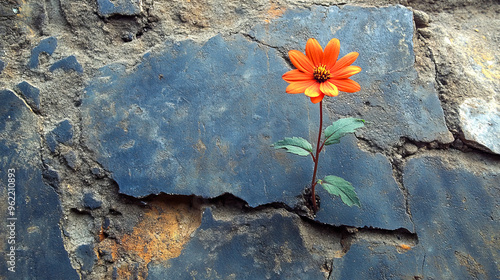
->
xmin=313 ymin=65 xmax=331 ymax=83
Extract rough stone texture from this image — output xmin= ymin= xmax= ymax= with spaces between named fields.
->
xmin=28 ymin=36 xmax=57 ymax=69
xmin=314 ymin=135 xmax=412 ymax=230
xmin=147 ymin=208 xmax=330 ymax=279
xmin=0 ymin=90 xmax=78 ymax=279
xmin=82 ymin=5 xmax=422 ymax=230
xmin=46 ymin=119 xmax=74 ymax=153
xmin=248 ymin=5 xmax=454 ymax=149
xmin=404 ymin=154 xmax=500 ymax=280
xmin=331 ymin=243 xmax=420 ymax=279
xmin=97 ymin=0 xmax=142 ymax=17
xmin=49 ymin=55 xmax=84 ymax=74
xmin=459 ymin=97 xmax=500 ymax=154
xmin=421 ymin=6 xmax=500 ymax=146
xmin=15 ymin=81 xmax=41 ymax=112
xmin=0 ymin=0 xmax=499 ymax=279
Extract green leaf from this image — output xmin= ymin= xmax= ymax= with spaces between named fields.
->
xmin=320 ymin=175 xmax=361 ymax=207
xmin=323 ymin=118 xmax=365 ymax=146
xmin=271 ymin=137 xmax=313 ymax=157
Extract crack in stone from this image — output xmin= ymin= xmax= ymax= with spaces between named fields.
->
xmin=241 ymin=32 xmax=289 ymax=62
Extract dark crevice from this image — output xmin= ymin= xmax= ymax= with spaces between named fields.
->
xmin=241 ymin=33 xmax=289 ymax=62
xmin=134 ymin=190 xmax=420 ymax=253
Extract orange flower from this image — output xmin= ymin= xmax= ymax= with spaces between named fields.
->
xmin=282 ymin=38 xmax=361 ymax=103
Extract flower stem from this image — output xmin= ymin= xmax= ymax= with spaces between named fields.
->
xmin=310 ymin=101 xmax=323 ymax=213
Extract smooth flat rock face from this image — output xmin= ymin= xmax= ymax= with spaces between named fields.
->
xmin=82 ymin=5 xmax=439 ymax=229
xmin=147 ymin=209 xmax=326 ymax=279
xmin=404 ymin=155 xmax=500 ymax=279
xmin=0 ymin=90 xmax=78 ymax=279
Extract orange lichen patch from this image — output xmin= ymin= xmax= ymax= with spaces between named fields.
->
xmin=98 ymin=226 xmax=106 ymax=242
xmin=96 ymin=196 xmax=202 ymax=279
xmin=264 ymin=2 xmax=285 ymax=23
xmin=399 ymin=244 xmax=412 ymax=250
xmin=395 ymin=243 xmax=413 ymax=253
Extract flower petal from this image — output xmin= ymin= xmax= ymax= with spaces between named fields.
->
xmin=330 ymin=52 xmax=359 ymax=73
xmin=331 ymin=66 xmax=362 ymax=79
xmin=288 ymin=50 xmax=314 ymax=73
xmin=310 ymin=93 xmax=325 ymax=104
xmin=286 ymin=80 xmax=317 ymax=94
xmin=330 ymin=79 xmax=361 ymax=93
xmin=305 ymin=38 xmax=323 ymax=67
xmin=320 ymin=81 xmax=339 ymax=97
xmin=323 ymin=38 xmax=340 ymax=70
xmin=304 ymin=82 xmax=321 ymax=97
xmin=282 ymin=69 xmax=314 ymax=82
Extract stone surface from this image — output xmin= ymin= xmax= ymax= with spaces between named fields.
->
xmin=97 ymin=0 xmax=142 ymax=17
xmin=83 ymin=193 xmax=102 ymax=210
xmin=15 ymin=81 xmax=41 ymax=112
xmin=331 ymin=243 xmax=420 ymax=279
xmin=2 ymin=1 xmax=499 ymax=279
xmin=147 ymin=208 xmax=329 ymax=279
xmin=314 ymin=135 xmax=412 ymax=230
xmin=0 ymin=90 xmax=78 ymax=279
xmin=82 ymin=6 xmax=426 ymax=230
xmin=75 ymin=244 xmax=97 ymax=273
xmin=49 ymin=55 xmax=83 ymax=73
xmin=28 ymin=36 xmax=57 ymax=69
xmin=46 ymin=119 xmax=73 ymax=153
xmin=404 ymin=154 xmax=500 ymax=280
xmin=248 ymin=5 xmax=453 ymax=149
xmin=459 ymin=97 xmax=500 ymax=154
xmin=424 ymin=10 xmax=500 ymax=135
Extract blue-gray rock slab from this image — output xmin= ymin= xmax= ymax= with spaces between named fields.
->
xmin=82 ymin=5 xmax=420 ymax=230
xmin=314 ymin=135 xmax=412 ymax=230
xmin=75 ymin=244 xmax=97 ymax=273
xmin=46 ymin=119 xmax=74 ymax=153
xmin=147 ymin=208 xmax=327 ymax=279
xmin=28 ymin=36 xmax=57 ymax=69
xmin=248 ymin=5 xmax=453 ymax=149
xmin=15 ymin=81 xmax=41 ymax=112
xmin=97 ymin=0 xmax=142 ymax=17
xmin=404 ymin=154 xmax=500 ymax=279
xmin=330 ymin=242 xmax=421 ymax=279
xmin=49 ymin=55 xmax=83 ymax=73
xmin=0 ymin=90 xmax=78 ymax=279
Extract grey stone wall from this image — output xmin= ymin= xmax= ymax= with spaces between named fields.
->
xmin=0 ymin=0 xmax=498 ymax=279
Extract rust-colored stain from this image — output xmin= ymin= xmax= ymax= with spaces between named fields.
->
xmin=96 ymin=198 xmax=202 ymax=279
xmin=264 ymin=2 xmax=285 ymax=23
xmin=398 ymin=244 xmax=412 ymax=250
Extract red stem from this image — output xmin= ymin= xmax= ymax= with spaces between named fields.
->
xmin=310 ymin=101 xmax=323 ymax=213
